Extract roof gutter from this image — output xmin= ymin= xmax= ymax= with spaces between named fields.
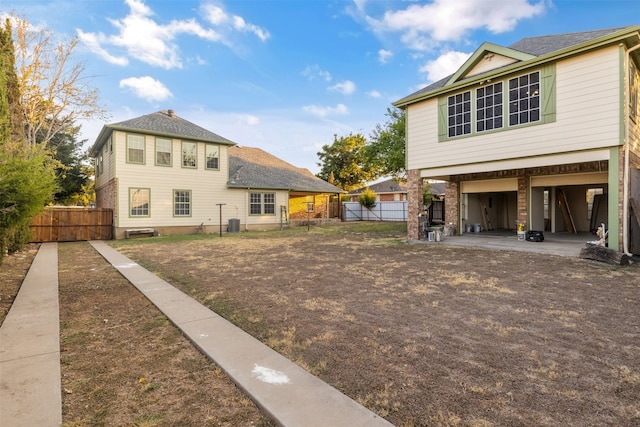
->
xmin=622 ymin=34 xmax=640 ymax=256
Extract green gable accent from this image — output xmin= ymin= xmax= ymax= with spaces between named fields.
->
xmin=541 ymin=63 xmax=557 ymax=124
xmin=437 ymin=96 xmax=448 ymax=143
xmin=446 ymin=42 xmax=536 ymax=87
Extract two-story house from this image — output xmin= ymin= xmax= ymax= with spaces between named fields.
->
xmin=394 ymin=26 xmax=640 ymax=254
xmin=89 ymin=110 xmax=342 ymax=238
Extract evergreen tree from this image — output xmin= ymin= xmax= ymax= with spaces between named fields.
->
xmin=47 ymin=126 xmax=91 ymax=205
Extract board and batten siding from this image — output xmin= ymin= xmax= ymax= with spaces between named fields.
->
xmin=407 ymin=46 xmax=621 ymax=172
xmin=114 ymin=131 xmax=235 ymax=228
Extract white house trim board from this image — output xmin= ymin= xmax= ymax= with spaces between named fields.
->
xmin=419 ymin=149 xmax=611 ymax=179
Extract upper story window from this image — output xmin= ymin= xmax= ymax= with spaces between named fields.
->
xmin=205 ymin=144 xmax=219 ymax=170
xmin=508 ymin=71 xmax=540 ymax=126
xmin=97 ymin=151 xmax=103 ymax=176
xmin=127 ymin=134 xmax=145 ymax=164
xmin=438 ymin=66 xmax=554 ymax=142
xmin=182 ymin=141 xmax=197 ymax=168
xmin=155 ymin=138 xmax=172 ymax=166
xmin=447 ymin=91 xmax=471 ymax=137
xmin=476 ymin=82 xmax=503 ymax=132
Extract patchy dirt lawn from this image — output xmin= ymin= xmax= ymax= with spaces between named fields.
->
xmin=57 ymin=242 xmax=271 ymax=426
xmin=2 ymin=223 xmax=639 ymax=426
xmin=111 ymin=223 xmax=640 ymax=427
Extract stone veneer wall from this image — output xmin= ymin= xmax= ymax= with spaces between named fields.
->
xmin=406 ymin=169 xmax=422 ymax=240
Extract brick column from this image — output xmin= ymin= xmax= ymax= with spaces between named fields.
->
xmin=517 ymin=175 xmax=528 ymax=229
xmin=444 ymin=181 xmax=459 ymax=234
xmin=407 ymin=169 xmax=422 ymax=241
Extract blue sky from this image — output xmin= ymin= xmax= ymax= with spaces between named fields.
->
xmin=1 ymin=0 xmax=638 ymax=173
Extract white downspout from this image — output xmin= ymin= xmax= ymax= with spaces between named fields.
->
xmin=623 ymin=38 xmax=640 ymax=255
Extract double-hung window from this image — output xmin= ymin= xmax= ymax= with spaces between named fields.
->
xmin=476 ymin=82 xmax=503 ymax=132
xmin=508 ymin=71 xmax=540 ymax=126
xmin=130 ymin=188 xmax=150 ymax=217
xmin=447 ymin=91 xmax=471 ymax=137
xmin=182 ymin=141 xmax=197 ymax=168
xmin=205 ymin=144 xmax=219 ymax=170
xmin=155 ymin=138 xmax=172 ymax=166
xmin=249 ymin=192 xmax=275 ymax=215
xmin=127 ymin=134 xmax=145 ymax=164
xmin=173 ymin=190 xmax=191 ymax=216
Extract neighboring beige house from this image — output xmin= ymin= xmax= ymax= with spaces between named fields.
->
xmin=89 ymin=110 xmax=342 ymax=238
xmin=394 ymin=26 xmax=640 ymax=254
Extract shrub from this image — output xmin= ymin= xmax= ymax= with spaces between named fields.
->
xmin=0 ymin=143 xmax=57 ymax=262
xmin=358 ymin=187 xmax=377 ymax=209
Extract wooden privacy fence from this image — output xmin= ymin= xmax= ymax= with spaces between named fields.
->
xmin=30 ymin=207 xmax=113 ymax=242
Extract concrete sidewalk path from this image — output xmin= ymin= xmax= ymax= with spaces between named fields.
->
xmin=0 ymin=242 xmax=61 ymax=427
xmin=90 ymin=240 xmax=392 ymax=427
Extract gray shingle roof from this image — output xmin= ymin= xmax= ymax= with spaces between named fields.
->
xmin=109 ymin=110 xmax=235 ymax=144
xmin=349 ymin=179 xmax=407 ymax=195
xmin=396 ymin=26 xmax=635 ymax=104
xmin=228 ymin=146 xmax=343 ymax=193
xmin=508 ymin=27 xmax=627 ymax=56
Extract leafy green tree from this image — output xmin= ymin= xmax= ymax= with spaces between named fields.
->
xmin=316 ymin=133 xmax=377 ymax=191
xmin=368 ymin=107 xmax=406 ymax=179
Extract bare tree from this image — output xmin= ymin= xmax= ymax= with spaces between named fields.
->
xmin=10 ymin=14 xmax=107 ymax=146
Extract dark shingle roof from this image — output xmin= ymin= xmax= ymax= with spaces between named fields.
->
xmin=228 ymin=146 xmax=343 ymax=193
xmin=395 ymin=26 xmax=635 ymax=105
xmin=108 ymin=110 xmax=234 ymax=144
xmin=508 ymin=27 xmax=627 ymax=56
xmin=349 ymin=179 xmax=407 ymax=195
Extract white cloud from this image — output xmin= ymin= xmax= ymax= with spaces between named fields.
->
xmin=232 ymin=16 xmax=270 ymax=41
xmin=378 ymin=49 xmax=393 ymax=64
xmin=329 ymin=80 xmax=356 ymax=95
xmin=78 ymin=0 xmax=268 ymax=69
xmin=303 ymin=65 xmax=332 ymax=82
xmin=366 ymin=90 xmax=382 ymax=98
xmin=201 ymin=2 xmax=270 ymax=41
xmin=367 ymin=0 xmax=546 ymax=50
xmin=237 ymin=114 xmax=260 ymax=126
xmin=303 ymin=104 xmax=349 ymax=118
xmin=419 ymin=50 xmax=472 ymax=83
xmin=119 ymin=76 xmax=173 ymax=101
xmin=77 ymin=30 xmax=129 ymax=66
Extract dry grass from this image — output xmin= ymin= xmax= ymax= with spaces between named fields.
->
xmin=4 ymin=223 xmax=640 ymax=426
